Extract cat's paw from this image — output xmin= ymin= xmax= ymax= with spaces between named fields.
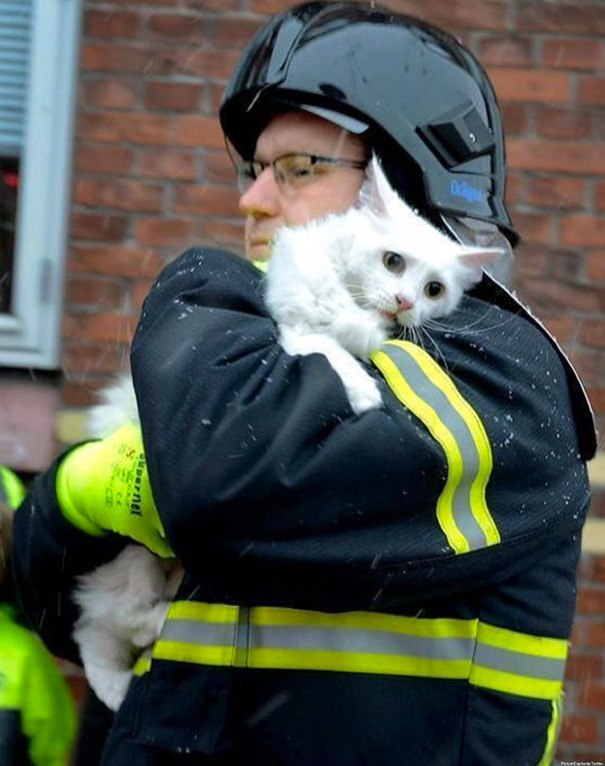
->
xmin=344 ymin=371 xmax=383 ymax=414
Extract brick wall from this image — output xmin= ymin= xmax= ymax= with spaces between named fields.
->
xmin=61 ymin=0 xmax=605 ymax=759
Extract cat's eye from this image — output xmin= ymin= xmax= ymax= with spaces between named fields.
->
xmin=382 ymin=251 xmax=406 ymax=274
xmin=425 ymin=281 xmax=445 ymax=299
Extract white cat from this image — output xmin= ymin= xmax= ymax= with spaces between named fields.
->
xmin=265 ymin=155 xmax=504 ymax=413
xmin=72 ymin=379 xmax=182 ymax=712
xmin=72 ymin=155 xmax=503 ymax=711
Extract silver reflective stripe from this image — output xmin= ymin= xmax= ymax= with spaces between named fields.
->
xmin=160 ymin=618 xmax=236 ymax=647
xmin=249 ymin=623 xmax=474 ymax=661
xmin=474 ymin=643 xmax=566 ymax=682
xmin=373 ymin=341 xmax=495 ymax=552
xmin=152 ymin=604 xmax=568 ymax=699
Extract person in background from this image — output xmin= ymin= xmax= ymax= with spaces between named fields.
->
xmin=12 ymin=2 xmax=596 ymax=764
xmin=0 ymin=464 xmax=76 ymax=766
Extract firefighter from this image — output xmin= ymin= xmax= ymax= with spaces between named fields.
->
xmin=0 ymin=465 xmax=76 ymax=765
xmin=12 ymin=3 xmax=596 ymax=764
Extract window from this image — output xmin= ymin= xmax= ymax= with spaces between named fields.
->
xmin=0 ymin=0 xmax=80 ymax=368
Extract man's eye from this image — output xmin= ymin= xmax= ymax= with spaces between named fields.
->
xmin=382 ymin=251 xmax=406 ymax=274
xmin=289 ymin=163 xmax=313 ymax=178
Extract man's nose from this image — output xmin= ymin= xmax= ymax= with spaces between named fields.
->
xmin=239 ymin=166 xmax=280 ymax=217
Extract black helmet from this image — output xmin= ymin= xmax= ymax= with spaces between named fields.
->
xmin=220 ymin=1 xmax=519 ymax=247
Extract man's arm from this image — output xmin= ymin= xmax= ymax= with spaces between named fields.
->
xmin=127 ymin=247 xmax=590 ymax=610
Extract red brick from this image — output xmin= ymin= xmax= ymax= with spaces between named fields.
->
xmin=70 ymin=212 xmax=127 ymax=242
xmin=488 ymin=68 xmax=570 ymax=103
xmin=597 ymin=183 xmax=605 ymax=211
xmin=138 ymin=148 xmax=197 ymax=180
xmin=500 ymin=103 xmax=528 ymax=135
xmin=146 ymin=12 xmax=205 ymax=41
xmin=174 ymin=116 xmax=225 ymax=148
xmin=64 ymin=276 xmax=127 ymax=309
xmin=254 ymin=0 xmax=508 ymax=31
xmin=135 ymin=217 xmax=196 ymax=247
xmin=518 ymin=2 xmax=605 ymax=35
xmin=588 ymin=386 xmax=605 ymax=414
xmin=184 ymin=0 xmax=238 ymax=8
xmin=510 ymin=211 xmax=552 ymax=245
xmin=559 ymin=713 xmax=599 ymax=744
xmin=543 ymin=38 xmax=605 ymax=70
xmin=580 ymin=321 xmax=605 ymax=350
xmin=61 ymin=342 xmax=126 ymax=374
xmin=577 ymin=585 xmax=605 ymax=614
xmin=75 ymin=144 xmax=134 ymax=175
xmin=565 ymin=652 xmax=604 ymax=682
xmin=561 ymin=216 xmax=605 ymax=248
xmin=73 ymin=179 xmax=163 ymax=213
xmin=209 ymin=17 xmax=264 ymax=49
xmin=84 ymin=10 xmax=140 ymax=38
xmin=172 ymin=184 xmax=240 ymax=216
xmin=160 ymin=48 xmax=239 ymax=79
xmin=507 ymin=140 xmax=605 ymax=175
xmin=83 ymin=78 xmax=136 ymax=109
xmin=63 ymin=311 xmax=138 ymax=343
xmin=68 ymin=245 xmax=164 ymax=278
xmin=580 ymin=77 xmax=605 ymax=107
xmin=143 ymin=81 xmax=200 ymax=111
xmin=478 ymin=36 xmax=534 ymax=67
xmin=540 ymin=315 xmax=578 ymax=344
xmin=131 ymin=278 xmax=156 ymax=310
xmin=60 ymin=379 xmax=123 ymax=408
xmin=77 ymin=112 xmax=171 ymax=145
xmin=537 ymin=107 xmax=593 ymax=141
xmin=203 ymin=152 xmax=238 ymax=185
xmin=512 ymin=244 xmax=551 ymax=278
xmin=586 ymin=251 xmax=605 ymax=281
xmin=80 ymin=42 xmax=163 ymax=75
xmin=515 ymin=278 xmax=602 ymax=313
xmin=196 ymin=219 xmax=245 ymax=254
xmin=525 ymin=176 xmax=585 ymax=208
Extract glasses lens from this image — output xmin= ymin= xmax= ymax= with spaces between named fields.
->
xmin=236 ymin=162 xmax=257 ymax=194
xmin=274 ymin=155 xmax=316 ymax=191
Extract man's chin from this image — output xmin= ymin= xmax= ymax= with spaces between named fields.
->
xmin=246 ymin=241 xmax=272 ymax=261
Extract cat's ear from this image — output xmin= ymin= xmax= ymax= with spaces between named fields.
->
xmin=358 ymin=154 xmax=400 ymax=214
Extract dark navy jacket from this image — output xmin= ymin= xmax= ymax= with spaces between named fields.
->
xmin=14 ymin=248 xmax=595 ymax=765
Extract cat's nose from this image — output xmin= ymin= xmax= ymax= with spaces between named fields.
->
xmin=395 ymin=294 xmax=413 ymax=311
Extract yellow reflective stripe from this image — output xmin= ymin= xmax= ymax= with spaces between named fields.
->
xmin=477 ymin=622 xmax=568 ymax=661
xmin=537 ymin=695 xmax=564 ymax=766
xmin=470 ymin=622 xmax=568 ymax=701
xmin=370 ymin=340 xmax=498 ymax=553
xmin=144 ymin=602 xmax=567 ymax=701
xmin=251 ymin=606 xmax=476 ymax=638
xmin=394 ymin=341 xmax=498 ymax=547
xmin=248 ymin=648 xmax=472 ymax=679
xmin=154 ymin=640 xmax=237 ymax=667
xmin=166 ymin=600 xmax=239 ymax=623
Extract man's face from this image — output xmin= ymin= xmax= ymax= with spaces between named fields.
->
xmin=238 ymin=111 xmax=367 ymax=261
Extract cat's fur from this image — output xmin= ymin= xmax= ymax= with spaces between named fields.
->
xmin=72 ymin=156 xmax=503 ymax=710
xmin=72 ymin=379 xmax=182 ymax=711
xmin=265 ymin=155 xmax=503 ymax=413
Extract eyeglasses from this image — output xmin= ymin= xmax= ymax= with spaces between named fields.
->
xmin=234 ymin=153 xmax=368 ymax=195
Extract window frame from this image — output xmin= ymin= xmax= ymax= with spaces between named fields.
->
xmin=0 ymin=0 xmax=81 ymax=368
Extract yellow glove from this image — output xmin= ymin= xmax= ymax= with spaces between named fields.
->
xmin=56 ymin=423 xmax=173 ymax=557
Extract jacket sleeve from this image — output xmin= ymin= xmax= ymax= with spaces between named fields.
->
xmin=12 ymin=456 xmax=126 ymax=661
xmin=20 ymin=630 xmax=77 ymax=766
xmin=130 ymin=247 xmax=592 ymax=611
